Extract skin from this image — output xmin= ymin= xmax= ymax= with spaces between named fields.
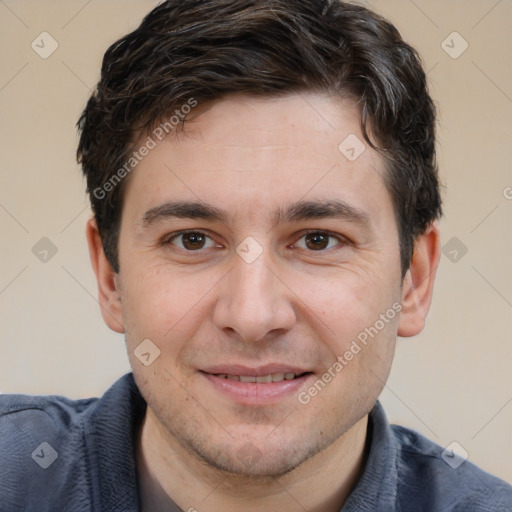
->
xmin=86 ymin=93 xmax=440 ymax=511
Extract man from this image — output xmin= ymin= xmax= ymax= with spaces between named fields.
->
xmin=1 ymin=0 xmax=511 ymax=510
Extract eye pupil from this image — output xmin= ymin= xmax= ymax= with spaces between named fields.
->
xmin=182 ymin=232 xmax=205 ymax=250
xmin=305 ymin=233 xmax=329 ymax=250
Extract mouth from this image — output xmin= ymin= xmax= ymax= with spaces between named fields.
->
xmin=212 ymin=372 xmax=309 ymax=383
xmin=199 ymin=365 xmax=314 ymax=403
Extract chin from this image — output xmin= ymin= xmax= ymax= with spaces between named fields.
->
xmin=181 ymin=428 xmax=334 ymax=481
xmin=192 ymin=443 xmax=310 ymax=480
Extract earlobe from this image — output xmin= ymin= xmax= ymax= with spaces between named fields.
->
xmin=397 ymin=223 xmax=441 ymax=338
xmin=85 ymin=217 xmax=125 ymax=334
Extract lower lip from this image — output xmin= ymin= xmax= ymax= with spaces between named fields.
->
xmin=201 ymin=372 xmax=313 ymax=404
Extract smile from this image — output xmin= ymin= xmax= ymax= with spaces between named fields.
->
xmin=213 ymin=372 xmax=305 ymax=383
xmin=200 ymin=368 xmax=314 ymax=403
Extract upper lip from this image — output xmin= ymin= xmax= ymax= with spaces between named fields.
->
xmin=201 ymin=364 xmax=311 ymax=377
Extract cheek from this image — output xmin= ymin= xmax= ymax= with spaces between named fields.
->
xmin=294 ymin=265 xmax=401 ymax=396
xmin=119 ymin=264 xmax=219 ymax=348
xmin=299 ymin=265 xmax=398 ymax=341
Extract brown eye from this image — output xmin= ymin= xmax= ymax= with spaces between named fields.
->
xmin=295 ymin=232 xmax=342 ymax=251
xmin=305 ymin=233 xmax=329 ymax=250
xmin=168 ymin=231 xmax=216 ymax=251
xmin=182 ymin=232 xmax=205 ymax=250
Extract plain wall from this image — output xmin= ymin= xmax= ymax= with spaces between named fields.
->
xmin=1 ymin=0 xmax=511 ymax=483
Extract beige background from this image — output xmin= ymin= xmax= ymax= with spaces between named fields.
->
xmin=1 ymin=0 xmax=511 ymax=483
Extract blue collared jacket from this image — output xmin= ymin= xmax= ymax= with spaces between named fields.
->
xmin=1 ymin=373 xmax=511 ymax=511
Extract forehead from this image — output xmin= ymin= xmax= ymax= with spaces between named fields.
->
xmin=168 ymin=94 xmax=364 ymax=169
xmin=123 ymin=93 xmax=392 ymax=228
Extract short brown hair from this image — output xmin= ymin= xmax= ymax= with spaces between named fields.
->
xmin=77 ymin=0 xmax=442 ymax=276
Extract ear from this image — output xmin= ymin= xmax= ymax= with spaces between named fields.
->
xmin=85 ymin=217 xmax=125 ymax=333
xmin=398 ymin=222 xmax=441 ymax=337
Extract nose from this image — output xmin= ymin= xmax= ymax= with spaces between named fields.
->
xmin=212 ymin=249 xmax=296 ymax=343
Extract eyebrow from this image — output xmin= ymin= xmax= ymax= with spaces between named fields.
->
xmin=141 ymin=199 xmax=371 ymax=229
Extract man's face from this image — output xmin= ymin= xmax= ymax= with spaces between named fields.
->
xmin=116 ymin=93 xmax=403 ymax=476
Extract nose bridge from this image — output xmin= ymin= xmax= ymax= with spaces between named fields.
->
xmin=235 ymin=250 xmax=274 ymax=306
xmin=213 ymin=245 xmax=295 ymax=342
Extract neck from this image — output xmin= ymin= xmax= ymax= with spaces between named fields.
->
xmin=136 ymin=409 xmax=369 ymax=512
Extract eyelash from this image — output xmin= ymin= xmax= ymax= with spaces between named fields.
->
xmin=163 ymin=229 xmax=349 ymax=253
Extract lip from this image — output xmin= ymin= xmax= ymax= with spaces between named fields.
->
xmin=201 ymin=364 xmax=310 ymax=377
xmin=200 ymin=365 xmax=314 ymax=404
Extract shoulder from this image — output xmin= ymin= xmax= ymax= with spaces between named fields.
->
xmin=0 ymin=390 xmax=98 ymax=443
xmin=0 ymin=373 xmax=142 ymax=512
xmin=0 ymin=390 xmax=97 ymax=418
xmin=0 ymin=391 xmax=98 ymax=511
xmin=391 ymin=424 xmax=512 ymax=511
xmin=0 ymin=390 xmax=98 ymax=454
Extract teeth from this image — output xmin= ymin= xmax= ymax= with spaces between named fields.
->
xmin=256 ymin=375 xmax=272 ymax=383
xmin=216 ymin=372 xmax=299 ymax=382
xmin=240 ymin=375 xmax=257 ymax=383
